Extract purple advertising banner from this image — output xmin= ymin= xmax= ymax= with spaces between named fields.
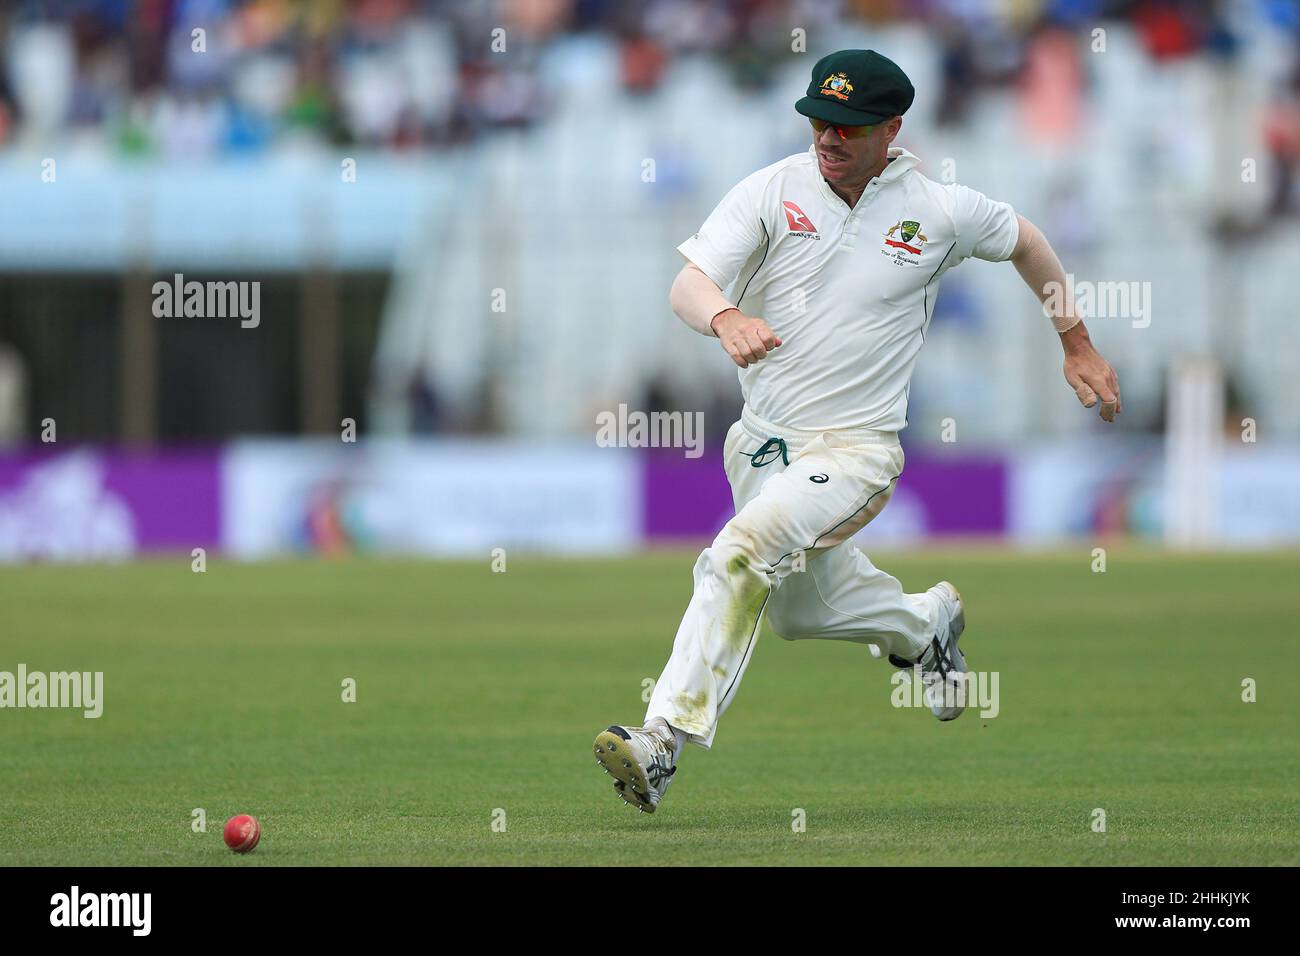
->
xmin=0 ymin=447 xmax=220 ymax=561
xmin=641 ymin=445 xmax=1007 ymax=542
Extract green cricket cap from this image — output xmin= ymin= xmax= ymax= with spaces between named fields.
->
xmin=795 ymin=49 xmax=915 ymax=127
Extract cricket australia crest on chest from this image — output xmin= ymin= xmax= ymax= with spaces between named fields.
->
xmin=881 ymin=217 xmax=928 ymax=266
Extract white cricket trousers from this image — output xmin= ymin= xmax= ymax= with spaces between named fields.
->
xmin=645 ymin=406 xmax=939 ymax=748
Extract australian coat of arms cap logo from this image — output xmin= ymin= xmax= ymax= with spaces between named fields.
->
xmin=819 ymin=72 xmax=854 ymax=101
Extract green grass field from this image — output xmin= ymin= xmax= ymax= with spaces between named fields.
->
xmin=1 ymin=548 xmax=1297 ymax=866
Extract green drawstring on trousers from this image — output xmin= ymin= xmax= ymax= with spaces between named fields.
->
xmin=746 ymin=437 xmax=789 ymax=468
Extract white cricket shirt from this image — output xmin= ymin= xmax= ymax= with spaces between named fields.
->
xmin=677 ymin=146 xmax=1019 ymax=432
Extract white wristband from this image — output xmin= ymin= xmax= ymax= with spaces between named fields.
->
xmin=1052 ymin=313 xmax=1082 ymax=334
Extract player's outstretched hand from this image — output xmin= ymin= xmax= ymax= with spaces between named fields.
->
xmin=1061 ymin=322 xmax=1121 ymax=423
xmin=711 ymin=308 xmax=782 ymax=369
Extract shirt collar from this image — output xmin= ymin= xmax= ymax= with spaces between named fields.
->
xmin=879 ymin=146 xmax=920 ymax=180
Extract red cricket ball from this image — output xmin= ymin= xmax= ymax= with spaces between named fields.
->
xmin=223 ymin=814 xmax=261 ymax=853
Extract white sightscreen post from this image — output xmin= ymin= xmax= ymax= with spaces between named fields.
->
xmin=1164 ymin=356 xmax=1224 ymax=549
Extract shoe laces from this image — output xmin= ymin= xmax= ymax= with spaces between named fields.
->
xmin=922 ymin=635 xmax=955 ymax=681
xmin=636 ymin=728 xmax=678 ymax=786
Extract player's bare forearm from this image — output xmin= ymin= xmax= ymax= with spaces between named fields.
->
xmin=669 ymin=263 xmax=737 ymax=336
xmin=1010 ymin=215 xmax=1122 ymax=422
xmin=1010 ymin=216 xmax=1076 ymax=331
xmin=670 ymin=261 xmax=782 ymax=368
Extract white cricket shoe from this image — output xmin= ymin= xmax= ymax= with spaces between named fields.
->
xmin=890 ymin=581 xmax=969 ymax=721
xmin=593 ymin=719 xmax=678 ymax=813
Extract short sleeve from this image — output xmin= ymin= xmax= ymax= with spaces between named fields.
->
xmin=676 ymin=172 xmax=767 ymax=290
xmin=948 ymin=184 xmax=1019 ymax=262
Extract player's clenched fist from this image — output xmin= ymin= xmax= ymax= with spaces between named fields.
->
xmin=711 ymin=308 xmax=782 ymax=369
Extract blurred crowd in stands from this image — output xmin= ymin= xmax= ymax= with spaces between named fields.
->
xmin=0 ymin=0 xmax=1297 ymax=163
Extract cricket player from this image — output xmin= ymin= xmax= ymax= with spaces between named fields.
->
xmin=593 ymin=50 xmax=1121 ymax=812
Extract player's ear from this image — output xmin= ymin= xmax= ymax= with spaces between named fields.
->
xmin=884 ymin=116 xmax=902 ymax=143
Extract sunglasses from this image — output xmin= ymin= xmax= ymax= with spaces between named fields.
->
xmin=809 ymin=118 xmax=874 ymax=140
